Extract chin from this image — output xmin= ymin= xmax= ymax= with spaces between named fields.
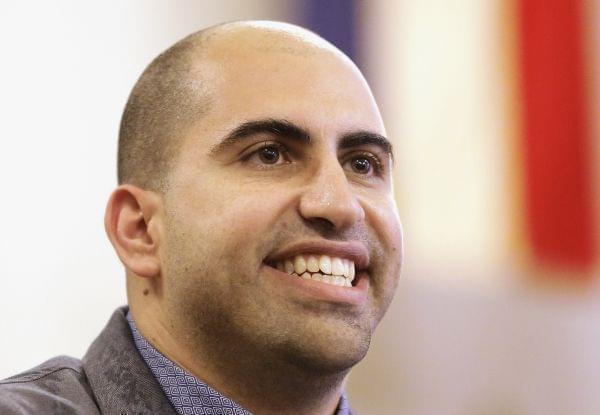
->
xmin=277 ymin=322 xmax=373 ymax=375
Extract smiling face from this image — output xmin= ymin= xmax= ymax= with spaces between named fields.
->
xmin=155 ymin=25 xmax=403 ymax=374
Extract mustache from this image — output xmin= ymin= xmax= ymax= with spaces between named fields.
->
xmin=263 ymin=220 xmax=381 ymax=261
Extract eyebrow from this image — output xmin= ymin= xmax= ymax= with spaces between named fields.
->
xmin=209 ymin=118 xmax=393 ymax=160
xmin=209 ymin=119 xmax=310 ymax=156
xmin=338 ymin=131 xmax=394 ymax=161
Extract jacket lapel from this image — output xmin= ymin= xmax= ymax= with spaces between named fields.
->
xmin=82 ymin=307 xmax=177 ymax=415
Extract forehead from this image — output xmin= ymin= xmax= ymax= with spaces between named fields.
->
xmin=187 ymin=32 xmax=385 ymax=148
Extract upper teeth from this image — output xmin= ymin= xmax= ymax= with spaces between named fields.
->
xmin=275 ymin=254 xmax=356 ymax=286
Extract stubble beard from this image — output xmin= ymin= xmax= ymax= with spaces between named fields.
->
xmin=160 ymin=216 xmax=389 ymax=385
xmin=166 ymin=258 xmax=375 ymax=377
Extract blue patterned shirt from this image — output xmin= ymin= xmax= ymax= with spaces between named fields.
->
xmin=127 ymin=312 xmax=352 ymax=415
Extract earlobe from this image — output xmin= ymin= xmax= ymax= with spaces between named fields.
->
xmin=104 ymin=185 xmax=162 ymax=278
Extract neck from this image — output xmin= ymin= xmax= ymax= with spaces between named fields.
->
xmin=131 ymin=305 xmax=347 ymax=415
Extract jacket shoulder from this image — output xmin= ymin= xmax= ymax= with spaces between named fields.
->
xmin=0 ymin=355 xmax=99 ymax=414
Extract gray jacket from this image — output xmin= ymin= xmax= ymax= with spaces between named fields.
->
xmin=0 ymin=307 xmax=177 ymax=414
xmin=1 ymin=308 xmax=358 ymax=415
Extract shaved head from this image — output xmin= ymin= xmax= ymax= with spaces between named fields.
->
xmin=117 ymin=21 xmax=345 ymax=191
xmin=117 ymin=30 xmax=209 ymax=190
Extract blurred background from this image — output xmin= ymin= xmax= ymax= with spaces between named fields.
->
xmin=1 ymin=1 xmax=599 ymax=414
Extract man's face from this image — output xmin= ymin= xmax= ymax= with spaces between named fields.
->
xmin=158 ymin=34 xmax=403 ymax=373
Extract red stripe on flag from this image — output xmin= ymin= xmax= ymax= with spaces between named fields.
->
xmin=517 ymin=0 xmax=595 ymax=271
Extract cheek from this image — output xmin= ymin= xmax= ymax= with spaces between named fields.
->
xmin=367 ymin=193 xmax=403 ymax=254
xmin=367 ymin=198 xmax=403 ymax=322
xmin=386 ymin=214 xmax=403 ymax=263
xmin=364 ymin=194 xmax=404 ymax=288
xmin=170 ymin=182 xmax=291 ymax=263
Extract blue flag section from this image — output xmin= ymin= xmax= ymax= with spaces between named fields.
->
xmin=301 ymin=0 xmax=358 ymax=64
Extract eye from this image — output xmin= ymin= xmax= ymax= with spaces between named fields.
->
xmin=244 ymin=142 xmax=290 ymax=166
xmin=350 ymin=157 xmax=372 ymax=174
xmin=259 ymin=145 xmax=281 ymax=164
xmin=343 ymin=153 xmax=382 ymax=176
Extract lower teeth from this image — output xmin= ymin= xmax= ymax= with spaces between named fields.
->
xmin=292 ymin=272 xmax=351 ymax=287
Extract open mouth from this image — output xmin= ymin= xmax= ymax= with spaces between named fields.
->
xmin=267 ymin=254 xmax=357 ymax=287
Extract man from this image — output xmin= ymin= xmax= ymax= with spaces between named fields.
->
xmin=0 ymin=21 xmax=402 ymax=414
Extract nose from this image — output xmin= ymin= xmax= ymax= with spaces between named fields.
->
xmin=298 ymin=161 xmax=365 ymax=231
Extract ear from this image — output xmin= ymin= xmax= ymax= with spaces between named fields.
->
xmin=104 ymin=185 xmax=163 ymax=278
